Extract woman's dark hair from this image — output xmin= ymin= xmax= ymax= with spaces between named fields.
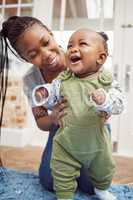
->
xmin=0 ymin=16 xmax=51 ymax=166
xmin=0 ymin=16 xmax=51 ymax=56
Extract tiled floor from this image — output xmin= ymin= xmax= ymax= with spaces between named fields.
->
xmin=1 ymin=145 xmax=133 ymax=185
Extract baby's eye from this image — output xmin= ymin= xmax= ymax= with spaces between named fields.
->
xmin=67 ymin=44 xmax=72 ymax=49
xmin=80 ymin=42 xmax=88 ymax=46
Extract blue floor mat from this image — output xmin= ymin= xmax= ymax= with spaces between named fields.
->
xmin=0 ymin=167 xmax=133 ymax=200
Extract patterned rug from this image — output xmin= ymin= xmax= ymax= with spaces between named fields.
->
xmin=0 ymin=167 xmax=133 ymax=200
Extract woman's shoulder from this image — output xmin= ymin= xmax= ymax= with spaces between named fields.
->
xmin=23 ymin=66 xmax=45 ymax=107
xmin=23 ymin=65 xmax=45 ymax=89
xmin=23 ymin=65 xmax=43 ymax=81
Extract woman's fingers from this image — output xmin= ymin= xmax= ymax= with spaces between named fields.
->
xmin=57 ymin=97 xmax=68 ymax=110
xmin=51 ymin=97 xmax=67 ymax=126
xmin=54 ymin=97 xmax=68 ymax=112
xmin=98 ymin=111 xmax=111 ymax=121
xmin=57 ymin=109 xmax=67 ymax=119
xmin=58 ymin=111 xmax=67 ymax=128
xmin=104 ymin=113 xmax=111 ymax=120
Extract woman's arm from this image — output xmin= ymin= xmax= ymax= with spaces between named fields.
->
xmin=32 ymin=106 xmax=52 ymax=131
xmin=23 ymin=70 xmax=67 ymax=131
xmin=32 ymin=98 xmax=67 ymax=131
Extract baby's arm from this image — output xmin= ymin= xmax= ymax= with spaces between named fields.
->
xmin=91 ymin=80 xmax=125 ymax=115
xmin=32 ymin=79 xmax=61 ymax=109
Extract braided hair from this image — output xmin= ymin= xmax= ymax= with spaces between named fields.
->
xmin=0 ymin=16 xmax=51 ymax=166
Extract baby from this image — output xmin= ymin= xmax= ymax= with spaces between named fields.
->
xmin=32 ymin=29 xmax=124 ymax=200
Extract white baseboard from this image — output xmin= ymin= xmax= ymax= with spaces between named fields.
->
xmin=1 ymin=128 xmax=35 ymax=147
xmin=1 ymin=127 xmax=49 ymax=148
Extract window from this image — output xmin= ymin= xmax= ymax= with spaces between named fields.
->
xmin=21 ymin=0 xmax=32 ymax=3
xmin=0 ymin=0 xmax=33 ymax=19
xmin=5 ymin=7 xmax=17 ymax=17
xmin=5 ymin=0 xmax=18 ymax=4
xmin=52 ymin=0 xmax=114 ymax=30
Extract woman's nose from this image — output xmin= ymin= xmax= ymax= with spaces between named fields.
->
xmin=41 ymin=47 xmax=52 ymax=59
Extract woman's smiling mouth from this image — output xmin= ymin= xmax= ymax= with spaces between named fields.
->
xmin=48 ymin=56 xmax=57 ymax=65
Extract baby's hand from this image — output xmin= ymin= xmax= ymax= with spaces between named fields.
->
xmin=91 ymin=88 xmax=106 ymax=105
xmin=35 ymin=87 xmax=49 ymax=103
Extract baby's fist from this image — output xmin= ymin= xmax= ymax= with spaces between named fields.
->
xmin=91 ymin=88 xmax=106 ymax=105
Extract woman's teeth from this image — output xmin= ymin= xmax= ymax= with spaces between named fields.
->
xmin=49 ymin=57 xmax=57 ymax=65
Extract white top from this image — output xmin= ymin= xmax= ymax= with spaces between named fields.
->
xmin=23 ymin=65 xmax=45 ymax=107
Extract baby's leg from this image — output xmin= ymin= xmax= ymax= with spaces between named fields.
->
xmin=51 ymin=140 xmax=81 ymax=200
xmin=88 ymin=149 xmax=116 ymax=200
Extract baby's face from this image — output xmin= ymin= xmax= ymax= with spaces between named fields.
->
xmin=66 ymin=29 xmax=106 ymax=78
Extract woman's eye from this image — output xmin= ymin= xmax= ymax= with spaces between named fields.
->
xmin=43 ymin=39 xmax=49 ymax=46
xmin=29 ymin=52 xmax=37 ymax=59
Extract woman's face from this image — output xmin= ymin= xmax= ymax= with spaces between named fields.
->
xmin=17 ymin=23 xmax=66 ymax=72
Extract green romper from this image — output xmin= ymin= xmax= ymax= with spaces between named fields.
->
xmin=51 ymin=69 xmax=115 ymax=199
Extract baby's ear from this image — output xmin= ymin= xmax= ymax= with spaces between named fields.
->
xmin=97 ymin=51 xmax=107 ymax=65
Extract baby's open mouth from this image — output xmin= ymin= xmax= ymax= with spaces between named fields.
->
xmin=70 ymin=55 xmax=81 ymax=64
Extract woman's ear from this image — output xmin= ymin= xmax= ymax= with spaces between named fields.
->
xmin=96 ymin=51 xmax=107 ymax=65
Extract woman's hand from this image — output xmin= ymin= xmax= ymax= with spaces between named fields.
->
xmin=98 ymin=111 xmax=111 ymax=122
xmin=51 ymin=97 xmax=67 ymax=127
